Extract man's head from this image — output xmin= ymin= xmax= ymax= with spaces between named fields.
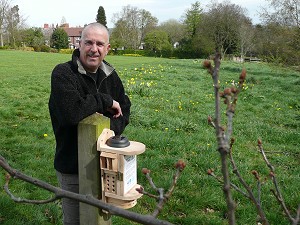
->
xmin=79 ymin=22 xmax=110 ymax=73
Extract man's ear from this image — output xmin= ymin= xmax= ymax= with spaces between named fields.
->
xmin=106 ymin=44 xmax=111 ymax=54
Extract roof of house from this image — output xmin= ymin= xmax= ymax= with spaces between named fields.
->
xmin=63 ymin=27 xmax=83 ymax=37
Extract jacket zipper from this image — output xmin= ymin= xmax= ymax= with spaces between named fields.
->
xmin=83 ymin=67 xmax=114 ymax=93
xmin=97 ymin=76 xmax=107 ymax=92
xmin=97 ymin=68 xmax=115 ymax=92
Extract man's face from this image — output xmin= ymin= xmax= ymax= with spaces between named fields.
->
xmin=79 ymin=27 xmax=110 ymax=73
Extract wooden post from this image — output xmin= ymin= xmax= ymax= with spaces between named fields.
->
xmin=78 ymin=113 xmax=112 ymax=225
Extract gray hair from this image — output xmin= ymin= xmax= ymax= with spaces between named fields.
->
xmin=80 ymin=22 xmax=109 ymax=42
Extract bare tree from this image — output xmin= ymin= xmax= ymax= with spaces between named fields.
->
xmin=260 ymin=0 xmax=300 ymax=29
xmin=111 ymin=5 xmax=158 ymax=49
xmin=158 ymin=19 xmax=186 ymax=46
xmin=239 ymin=22 xmax=255 ymax=59
xmin=5 ymin=4 xmax=19 ymax=47
xmin=0 ymin=0 xmax=10 ymax=47
xmin=202 ymin=2 xmax=251 ymax=57
xmin=4 ymin=4 xmax=25 ymax=47
xmin=259 ymin=0 xmax=300 ymax=64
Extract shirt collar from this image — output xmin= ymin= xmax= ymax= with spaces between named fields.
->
xmin=76 ymin=59 xmax=114 ymax=77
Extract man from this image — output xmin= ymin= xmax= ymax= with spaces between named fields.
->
xmin=48 ymin=22 xmax=131 ymax=225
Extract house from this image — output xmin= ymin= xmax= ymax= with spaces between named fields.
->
xmin=43 ymin=23 xmax=83 ymax=49
xmin=60 ymin=23 xmax=83 ymax=49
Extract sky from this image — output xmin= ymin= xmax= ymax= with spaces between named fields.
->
xmin=12 ymin=0 xmax=268 ymax=28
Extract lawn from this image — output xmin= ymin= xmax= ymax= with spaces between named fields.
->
xmin=0 ymin=50 xmax=299 ymax=225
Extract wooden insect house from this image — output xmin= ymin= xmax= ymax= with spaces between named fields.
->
xmin=97 ymin=128 xmax=145 ymax=209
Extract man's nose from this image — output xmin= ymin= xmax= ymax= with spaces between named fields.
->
xmin=90 ymin=43 xmax=98 ymax=51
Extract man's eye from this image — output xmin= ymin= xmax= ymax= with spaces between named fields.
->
xmin=85 ymin=41 xmax=93 ymax=46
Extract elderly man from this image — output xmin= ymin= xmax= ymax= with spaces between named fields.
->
xmin=49 ymin=22 xmax=131 ymax=225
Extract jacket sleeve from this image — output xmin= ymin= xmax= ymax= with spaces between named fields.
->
xmin=49 ymin=64 xmax=113 ymax=126
xmin=104 ymin=74 xmax=131 ymax=135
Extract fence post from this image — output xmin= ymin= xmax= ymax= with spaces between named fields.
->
xmin=78 ymin=113 xmax=112 ymax=225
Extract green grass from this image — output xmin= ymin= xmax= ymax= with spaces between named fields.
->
xmin=0 ymin=50 xmax=299 ymax=225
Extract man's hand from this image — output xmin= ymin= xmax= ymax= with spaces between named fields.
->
xmin=107 ymin=100 xmax=123 ymax=118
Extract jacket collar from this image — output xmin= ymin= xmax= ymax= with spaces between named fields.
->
xmin=72 ymin=49 xmax=114 ymax=77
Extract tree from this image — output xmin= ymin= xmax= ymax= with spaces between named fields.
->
xmin=6 ymin=5 xmax=20 ymax=48
xmin=0 ymin=0 xmax=10 ymax=47
xmin=21 ymin=27 xmax=44 ymax=47
xmin=138 ymin=9 xmax=158 ymax=46
xmin=178 ymin=1 xmax=211 ymax=58
xmin=258 ymin=0 xmax=300 ymax=65
xmin=260 ymin=0 xmax=300 ymax=29
xmin=144 ymin=30 xmax=172 ymax=56
xmin=238 ymin=22 xmax=255 ymax=58
xmin=158 ymin=19 xmax=185 ymax=46
xmin=111 ymin=5 xmax=158 ymax=49
xmin=182 ymin=1 xmax=202 ymax=38
xmin=96 ymin=6 xmax=107 ymax=27
xmin=50 ymin=27 xmax=69 ymax=50
xmin=202 ymin=2 xmax=251 ymax=57
xmin=253 ymin=22 xmax=300 ymax=65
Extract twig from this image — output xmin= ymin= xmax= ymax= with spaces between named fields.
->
xmin=207 ymin=169 xmax=249 ymax=198
xmin=258 ymin=140 xmax=298 ymax=224
xmin=204 ymin=53 xmax=236 ymax=225
xmin=4 ymin=174 xmax=59 ymax=204
xmin=0 ymin=155 xmax=173 ymax=225
xmin=294 ymin=204 xmax=300 ymax=225
xmin=138 ymin=160 xmax=186 ymax=218
xmin=228 ymin=139 xmax=269 ymax=224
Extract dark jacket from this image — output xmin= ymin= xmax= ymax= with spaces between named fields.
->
xmin=49 ymin=49 xmax=131 ymax=174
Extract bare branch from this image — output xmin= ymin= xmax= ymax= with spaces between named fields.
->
xmin=258 ymin=140 xmax=297 ymax=224
xmin=207 ymin=169 xmax=249 ymax=198
xmin=0 ymin=155 xmax=173 ymax=225
xmin=204 ymin=52 xmax=236 ymax=225
xmin=205 ymin=52 xmax=299 ymax=225
xmin=294 ymin=204 xmax=300 ymax=225
xmin=138 ymin=160 xmax=186 ymax=218
xmin=228 ymin=139 xmax=269 ymax=224
xmin=4 ymin=173 xmax=59 ymax=204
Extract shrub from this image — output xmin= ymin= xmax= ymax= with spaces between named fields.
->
xmin=50 ymin=48 xmax=59 ymax=53
xmin=122 ymin=53 xmax=143 ymax=57
xmin=23 ymin=47 xmax=34 ymax=51
xmin=59 ymin=48 xmax=74 ymax=54
xmin=32 ymin=45 xmax=41 ymax=52
xmin=0 ymin=46 xmax=10 ymax=50
xmin=40 ymin=45 xmax=51 ymax=53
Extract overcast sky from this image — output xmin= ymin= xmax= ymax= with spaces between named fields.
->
xmin=13 ymin=0 xmax=268 ymax=28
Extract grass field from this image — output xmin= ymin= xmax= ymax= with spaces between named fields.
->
xmin=0 ymin=50 xmax=299 ymax=225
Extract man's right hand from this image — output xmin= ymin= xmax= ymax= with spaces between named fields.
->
xmin=107 ymin=100 xmax=123 ymax=118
